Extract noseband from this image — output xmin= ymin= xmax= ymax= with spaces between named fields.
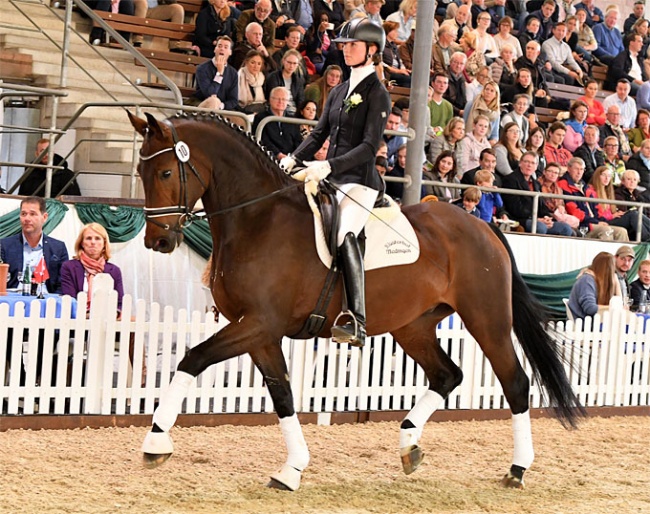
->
xmin=139 ymin=123 xmax=207 ymax=233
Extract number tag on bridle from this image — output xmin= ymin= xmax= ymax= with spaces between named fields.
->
xmin=175 ymin=141 xmax=190 ymax=163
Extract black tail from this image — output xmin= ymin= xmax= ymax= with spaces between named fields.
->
xmin=488 ymin=225 xmax=586 ymax=428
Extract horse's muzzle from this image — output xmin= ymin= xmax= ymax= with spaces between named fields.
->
xmin=145 ymin=232 xmax=182 ymax=253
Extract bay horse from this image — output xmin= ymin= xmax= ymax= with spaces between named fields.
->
xmin=128 ymin=111 xmax=583 ymax=491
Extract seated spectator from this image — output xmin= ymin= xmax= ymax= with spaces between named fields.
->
xmin=297 ymin=100 xmax=317 ymax=141
xmin=564 ymin=100 xmax=589 ymax=153
xmin=350 ymin=0 xmax=384 ymax=25
xmin=191 ymin=36 xmax=239 ymax=111
xmin=626 ymin=139 xmax=650 ymax=190
xmin=601 ymin=135 xmax=626 ymax=185
xmin=432 ymin=25 xmax=462 ymax=75
xmin=465 ymin=65 xmax=490 ymax=105
xmin=573 ymin=0 xmax=604 ymax=28
xmin=87 ymin=0 xmax=135 ymax=45
xmin=490 ymin=44 xmax=518 ymax=88
xmin=234 ymin=0 xmax=276 ymax=54
xmin=541 ymin=21 xmax=584 ymax=86
xmin=445 ymin=52 xmax=469 ymax=117
xmin=0 ymin=196 xmax=69 ymax=293
xmin=577 ymin=78 xmax=605 ymax=126
xmin=629 ymin=258 xmax=650 ymax=311
xmin=501 ymin=94 xmax=530 ymax=144
xmin=539 ymin=162 xmax=580 ymax=232
xmin=614 ymin=169 xmax=650 ymax=211
xmin=464 ymin=80 xmax=500 ymax=144
xmin=423 ymin=150 xmax=461 ymax=202
xmin=193 ymin=0 xmax=237 ymax=59
xmin=494 ymin=121 xmax=523 ymax=179
xmin=133 ymin=0 xmax=186 ymax=52
xmin=384 ymin=107 xmax=407 ymax=168
xmin=624 ymin=0 xmax=646 ymax=34
xmin=587 ymin=166 xmax=650 ymax=241
xmin=493 ymin=16 xmax=523 ymax=59
xmin=518 ymin=16 xmax=543 ymax=53
xmin=606 ymin=34 xmax=647 ymax=95
xmin=305 ymin=11 xmax=335 ymax=75
xmin=525 ymin=126 xmax=547 ymax=176
xmin=385 ymin=143 xmax=407 ymax=201
xmin=592 ymin=8 xmax=624 ymax=66
xmin=631 ymin=18 xmax=650 ymax=59
xmin=459 ymin=30 xmax=486 ymax=79
xmin=564 ymin=15 xmax=592 ymax=73
xmin=501 ymin=67 xmax=548 ymax=127
xmin=573 ymin=124 xmax=604 ymax=184
xmin=19 ymin=139 xmax=82 ymax=198
xmin=474 ymin=169 xmax=509 ymax=223
xmin=385 ymin=0 xmax=417 ymax=44
xmin=397 ymin=23 xmax=417 ymax=72
xmin=544 ymin=122 xmax=572 ymax=172
xmin=600 ymin=104 xmax=632 ymax=161
xmin=428 ymin=116 xmax=466 ymax=172
xmin=304 ymin=65 xmax=342 ymax=118
xmin=237 ymin=50 xmax=266 ymax=115
xmin=471 ymin=11 xmax=499 ymax=61
xmin=471 ymin=0 xmax=504 ymax=36
xmin=461 ymin=114 xmax=492 ymax=174
xmin=232 ymin=22 xmax=276 ymax=73
xmin=271 ymin=0 xmax=311 ymax=39
xmin=382 ymin=21 xmax=412 ymax=87
xmin=428 ymin=72 xmax=455 ymax=136
xmin=61 ymin=222 xmax=124 ymax=316
xmin=441 ymin=4 xmax=472 ymax=41
xmin=568 ymin=252 xmax=620 ymax=320
xmin=627 ymin=109 xmax=650 ymax=154
xmin=515 ymin=40 xmax=554 ymax=91
xmin=452 ymin=186 xmax=482 ymax=217
xmin=502 ymin=151 xmax=573 ymax=235
xmin=526 ymin=0 xmax=557 ymax=39
xmin=461 ymin=147 xmax=498 ymax=186
xmin=264 ymin=49 xmax=306 ymax=116
xmin=273 ymin=26 xmax=309 ymax=78
xmin=314 ymin=0 xmax=345 ymax=32
xmin=575 ymin=8 xmax=599 ymax=58
xmin=323 ymin=41 xmax=350 ymax=82
xmin=252 ymin=86 xmax=302 ymax=159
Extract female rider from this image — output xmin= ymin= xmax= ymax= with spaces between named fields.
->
xmin=279 ymin=18 xmax=391 ymax=348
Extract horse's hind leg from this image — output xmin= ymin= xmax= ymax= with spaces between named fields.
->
xmin=248 ymin=343 xmax=309 ymax=492
xmin=391 ymin=311 xmax=464 ymax=475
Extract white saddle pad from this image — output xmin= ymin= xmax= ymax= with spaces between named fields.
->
xmin=309 ymin=191 xmax=420 ymax=271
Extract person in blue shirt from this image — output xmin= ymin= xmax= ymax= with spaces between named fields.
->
xmin=474 ymin=169 xmax=509 ymax=223
xmin=592 ymin=9 xmax=624 ymax=66
xmin=452 ymin=186 xmax=482 ymax=218
xmin=574 ymin=0 xmax=604 ymax=28
xmin=568 ymin=252 xmax=620 ymax=319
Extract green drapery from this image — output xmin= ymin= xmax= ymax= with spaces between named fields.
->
xmin=522 ymin=243 xmax=650 ymax=318
xmin=181 ymin=219 xmax=212 ymax=259
xmin=75 ymin=203 xmax=146 ymax=243
xmin=0 ymin=198 xmax=68 ymax=238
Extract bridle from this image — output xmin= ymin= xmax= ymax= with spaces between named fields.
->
xmin=139 ymin=122 xmax=207 ymax=233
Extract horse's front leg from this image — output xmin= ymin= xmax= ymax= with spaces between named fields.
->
xmin=249 ymin=343 xmax=310 ymax=492
xmin=141 ymin=320 xmax=275 ymax=468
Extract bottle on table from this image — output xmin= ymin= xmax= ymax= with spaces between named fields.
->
xmin=22 ymin=264 xmax=31 ymax=296
xmin=30 ymin=266 xmax=38 ymax=296
xmin=640 ymin=290 xmax=648 ymax=314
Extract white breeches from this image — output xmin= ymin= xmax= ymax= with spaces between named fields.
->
xmin=336 ymin=183 xmax=379 ymax=247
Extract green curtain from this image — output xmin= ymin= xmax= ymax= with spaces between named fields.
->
xmin=522 ymin=243 xmax=650 ymax=319
xmin=75 ymin=203 xmax=146 ymax=243
xmin=182 ymin=219 xmax=212 ymax=259
xmin=0 ymin=198 xmax=67 ymax=238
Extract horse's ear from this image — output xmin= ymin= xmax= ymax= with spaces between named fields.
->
xmin=144 ymin=112 xmax=166 ymax=138
xmin=127 ymin=111 xmax=149 ymax=137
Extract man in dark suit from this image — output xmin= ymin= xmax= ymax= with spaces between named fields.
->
xmin=191 ymin=36 xmax=239 ymax=111
xmin=252 ymin=86 xmax=302 ymax=159
xmin=19 ymin=139 xmax=82 ymax=198
xmin=573 ymin=125 xmax=605 ymax=184
xmin=0 ymin=196 xmax=69 ymax=294
xmin=606 ymin=34 xmax=648 ymax=95
xmin=502 ymin=151 xmax=573 ymax=235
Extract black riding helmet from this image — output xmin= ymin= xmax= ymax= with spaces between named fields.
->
xmin=333 ymin=17 xmax=386 ymax=53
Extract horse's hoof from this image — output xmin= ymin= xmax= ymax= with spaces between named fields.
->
xmin=268 ymin=464 xmax=302 ymax=491
xmin=143 ymin=452 xmax=172 ymax=469
xmin=501 ymin=472 xmax=525 ymax=489
xmin=400 ymin=445 xmax=424 ymax=475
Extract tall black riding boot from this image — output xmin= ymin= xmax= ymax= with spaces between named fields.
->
xmin=331 ymin=232 xmax=366 ymax=348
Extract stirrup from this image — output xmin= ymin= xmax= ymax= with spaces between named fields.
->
xmin=331 ymin=310 xmax=364 ymax=347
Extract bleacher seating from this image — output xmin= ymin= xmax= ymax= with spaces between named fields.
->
xmin=134 ymin=48 xmax=207 ymax=97
xmin=0 ymin=49 xmax=34 ymax=84
xmin=94 ymin=11 xmax=195 ymax=46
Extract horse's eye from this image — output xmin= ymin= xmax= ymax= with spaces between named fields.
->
xmin=161 ymin=170 xmax=172 ymax=179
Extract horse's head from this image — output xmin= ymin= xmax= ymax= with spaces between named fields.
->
xmin=129 ymin=111 xmax=209 ymax=253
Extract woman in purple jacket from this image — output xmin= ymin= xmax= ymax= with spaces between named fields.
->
xmin=60 ymin=222 xmax=124 ymax=316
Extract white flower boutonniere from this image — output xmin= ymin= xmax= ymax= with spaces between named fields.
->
xmin=344 ymin=93 xmax=363 ymax=114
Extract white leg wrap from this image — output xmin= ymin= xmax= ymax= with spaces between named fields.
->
xmin=511 ymin=411 xmax=535 ymax=469
xmin=400 ymin=390 xmax=444 ymax=449
xmin=279 ymin=414 xmax=310 ymax=471
xmin=152 ymin=371 xmax=194 ymax=432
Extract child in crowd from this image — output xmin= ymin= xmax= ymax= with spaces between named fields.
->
xmin=453 ymin=186 xmax=482 ymax=218
xmin=630 ymin=259 xmax=650 ymax=311
xmin=474 ymin=170 xmax=509 ymax=223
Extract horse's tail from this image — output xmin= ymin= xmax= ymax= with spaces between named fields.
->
xmin=488 ymin=224 xmax=586 ymax=428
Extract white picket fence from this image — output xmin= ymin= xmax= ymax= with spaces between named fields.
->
xmin=1 ymin=279 xmax=649 ymax=417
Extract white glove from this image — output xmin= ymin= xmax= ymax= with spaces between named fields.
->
xmin=279 ymin=155 xmax=296 ymax=173
xmin=302 ymin=160 xmax=332 ymax=182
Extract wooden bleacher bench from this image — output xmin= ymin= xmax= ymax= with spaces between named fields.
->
xmin=536 ymin=106 xmax=561 ymax=124
xmin=546 ymin=81 xmax=610 ymax=102
xmin=134 ymin=48 xmax=208 ymax=97
xmin=389 ymin=85 xmax=410 ymax=104
xmin=592 ymin=65 xmax=609 ymax=89
xmin=95 ymin=11 xmax=195 ymax=44
xmin=0 ymin=49 xmax=34 ymax=84
xmin=177 ymin=0 xmax=204 ymax=20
